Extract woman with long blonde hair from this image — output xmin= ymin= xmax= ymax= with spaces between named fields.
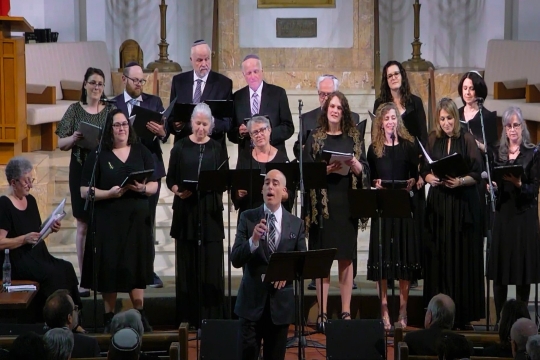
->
xmin=367 ymin=102 xmax=421 ymax=329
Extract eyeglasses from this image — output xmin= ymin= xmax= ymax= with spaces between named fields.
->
xmin=505 ymin=123 xmax=522 ymax=130
xmin=15 ymin=177 xmax=35 ymax=186
xmin=387 ymin=71 xmax=401 ymax=79
xmin=87 ymin=81 xmax=105 ymax=88
xmin=250 ymin=126 xmax=268 ymax=136
xmin=112 ymin=122 xmax=130 ymax=129
xmin=125 ymin=75 xmax=147 ymax=86
xmin=73 ymin=305 xmax=79 ymax=312
xmin=318 ymin=91 xmax=332 ymax=99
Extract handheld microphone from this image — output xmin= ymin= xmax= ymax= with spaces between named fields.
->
xmin=390 ymin=131 xmax=396 ymax=141
xmin=100 ymin=98 xmax=117 ymax=104
xmin=474 ymin=97 xmax=484 ymax=104
xmin=263 ymin=209 xmax=271 ymax=240
xmin=481 ymin=171 xmax=488 ymax=179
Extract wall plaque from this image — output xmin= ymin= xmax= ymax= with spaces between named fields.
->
xmin=258 ymin=0 xmax=335 ymax=8
xmin=276 ymin=18 xmax=317 ymax=38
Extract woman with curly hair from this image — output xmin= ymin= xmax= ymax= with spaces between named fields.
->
xmin=367 ymin=102 xmax=421 ymax=329
xmin=303 ymin=91 xmax=370 ymax=330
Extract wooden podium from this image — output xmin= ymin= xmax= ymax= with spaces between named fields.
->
xmin=0 ymin=17 xmax=33 ymax=164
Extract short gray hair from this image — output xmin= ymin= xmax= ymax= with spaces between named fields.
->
xmin=5 ymin=156 xmax=33 ymax=183
xmin=528 ymin=335 xmax=540 ymax=360
xmin=190 ymin=43 xmax=211 ymax=58
xmin=191 ymin=102 xmax=215 ymax=133
xmin=110 ymin=309 xmax=144 ymax=336
xmin=427 ymin=294 xmax=455 ymax=329
xmin=511 ymin=318 xmax=538 ymax=351
xmin=247 ymin=115 xmax=271 ymax=133
xmin=317 ymin=75 xmax=339 ymax=91
xmin=43 ymin=328 xmax=74 ymax=360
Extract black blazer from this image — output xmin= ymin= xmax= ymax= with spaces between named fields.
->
xmin=169 ymin=70 xmax=233 ymax=147
xmin=373 ymin=94 xmax=428 ymax=146
xmin=72 ymin=333 xmax=100 ymax=358
xmin=403 ymin=325 xmax=454 ymax=356
xmin=231 ymin=205 xmax=306 ymax=325
xmin=113 ymin=92 xmax=167 ymax=178
xmin=292 ymin=107 xmax=362 ymax=159
xmin=228 ymin=82 xmax=294 ymax=158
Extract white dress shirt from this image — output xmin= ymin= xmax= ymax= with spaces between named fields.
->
xmin=123 ymin=91 xmax=143 ymax=116
xmin=249 ymin=204 xmax=282 ymax=252
xmin=193 ymin=72 xmax=210 ymax=99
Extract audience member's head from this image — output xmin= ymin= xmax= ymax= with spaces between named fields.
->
xmin=107 ymin=327 xmax=141 ymax=360
xmin=43 ymin=289 xmax=78 ymax=330
xmin=437 ymin=331 xmax=472 ymax=360
xmin=527 ymin=334 xmax=540 ymax=360
xmin=43 ymin=328 xmax=74 ymax=360
xmin=510 ymin=317 xmax=538 ymax=356
xmin=425 ymin=294 xmax=456 ymax=330
xmin=10 ymin=332 xmax=48 ymax=360
xmin=498 ymin=299 xmax=530 ymax=348
xmin=109 ymin=309 xmax=144 ymax=336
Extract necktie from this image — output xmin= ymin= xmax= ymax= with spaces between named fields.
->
xmin=251 ymin=92 xmax=259 ymax=116
xmin=128 ymin=98 xmax=138 ymax=116
xmin=193 ymin=79 xmax=203 ymax=103
xmin=268 ymin=213 xmax=276 ymax=254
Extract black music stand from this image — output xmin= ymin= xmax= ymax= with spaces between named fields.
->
xmin=264 ymin=249 xmax=336 ymax=360
xmin=348 ymin=189 xmax=412 ymax=337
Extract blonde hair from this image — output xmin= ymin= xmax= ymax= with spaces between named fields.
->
xmin=371 ymin=102 xmax=414 ymax=158
xmin=434 ymin=98 xmax=461 ymax=138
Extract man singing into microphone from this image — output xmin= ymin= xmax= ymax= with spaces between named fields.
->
xmin=231 ymin=169 xmax=306 ymax=360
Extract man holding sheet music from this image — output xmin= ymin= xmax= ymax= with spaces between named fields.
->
xmin=169 ymin=40 xmax=233 ymax=152
xmin=113 ymin=62 xmax=166 ymax=288
xmin=231 ymin=169 xmax=306 ymax=360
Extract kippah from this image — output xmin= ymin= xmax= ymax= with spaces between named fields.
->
xmin=192 ymin=39 xmax=207 ymax=47
xmin=111 ymin=328 xmax=140 ymax=352
xmin=468 ymin=70 xmax=483 ymax=78
xmin=125 ymin=61 xmax=140 ymax=68
xmin=243 ymin=54 xmax=260 ymax=62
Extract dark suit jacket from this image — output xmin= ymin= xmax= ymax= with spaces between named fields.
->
xmin=169 ymin=70 xmax=233 ymax=148
xmin=228 ymin=82 xmax=294 ymax=158
xmin=71 ymin=333 xmax=100 ymax=358
xmin=403 ymin=324 xmax=452 ymax=356
xmin=293 ymin=107 xmax=363 ymax=159
xmin=113 ymin=92 xmax=167 ymax=178
xmin=373 ymin=94 xmax=428 ymax=146
xmin=231 ymin=205 xmax=306 ymax=325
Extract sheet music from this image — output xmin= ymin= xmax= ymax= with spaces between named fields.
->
xmin=416 ymin=137 xmax=433 ymax=164
xmin=34 ymin=199 xmax=66 ymax=248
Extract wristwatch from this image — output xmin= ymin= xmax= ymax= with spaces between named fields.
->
xmin=460 ymin=177 xmax=465 ymax=186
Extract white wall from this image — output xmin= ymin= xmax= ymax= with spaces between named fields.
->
xmin=10 ymin=0 xmax=45 ymax=33
xmin=379 ymin=0 xmax=506 ymax=68
xmin=44 ymin=0 xmax=79 ymax=42
xmin=511 ymin=0 xmax=540 ymax=41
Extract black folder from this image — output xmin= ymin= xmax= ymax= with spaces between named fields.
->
xmin=429 ymin=153 xmax=470 ymax=179
xmin=460 ymin=110 xmax=498 ymax=145
xmin=131 ymin=98 xmax=176 ymax=139
xmin=205 ymin=100 xmax=234 ymax=118
xmin=380 ymin=180 xmax=408 ymax=189
xmin=179 ymin=179 xmax=198 ymax=192
xmin=77 ymin=121 xmax=102 ymax=150
xmin=492 ymin=164 xmax=524 ymax=184
xmin=172 ymin=103 xmax=197 ymax=124
xmin=120 ymin=169 xmax=154 ymax=187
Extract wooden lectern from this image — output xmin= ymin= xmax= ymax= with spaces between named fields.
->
xmin=0 ymin=16 xmax=33 ymax=164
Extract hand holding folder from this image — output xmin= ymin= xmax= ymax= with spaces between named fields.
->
xmin=417 ymin=137 xmax=469 ymax=179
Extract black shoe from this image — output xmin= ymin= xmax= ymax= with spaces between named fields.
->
xmin=316 ymin=313 xmax=328 ymax=334
xmin=137 ymin=309 xmax=153 ymax=333
xmin=352 ymin=281 xmax=358 ymax=290
xmin=410 ymin=280 xmax=418 ymax=289
xmin=307 ymin=279 xmax=316 ymax=290
xmin=148 ymin=273 xmax=163 ymax=288
xmin=103 ymin=312 xmax=114 ymax=334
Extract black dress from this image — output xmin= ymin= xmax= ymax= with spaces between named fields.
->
xmin=166 ymin=137 xmax=226 ymax=327
xmin=79 ymin=143 xmax=154 ymax=293
xmin=56 ymin=103 xmax=113 ymax=220
xmin=0 ymin=195 xmax=82 ymax=313
xmin=487 ymin=145 xmax=540 ymax=285
xmin=233 ymin=149 xmax=291 ymax=219
xmin=366 ymin=140 xmax=422 ymax=281
xmin=421 ymin=131 xmax=485 ymax=325
xmin=304 ymin=134 xmax=363 ymax=260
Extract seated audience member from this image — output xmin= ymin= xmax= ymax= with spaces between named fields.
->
xmin=43 ymin=289 xmax=100 ymax=358
xmin=437 ymin=332 xmax=473 ymax=360
xmin=527 ymin=335 xmax=540 ymax=360
xmin=511 ymin=318 xmax=538 ymax=360
xmin=404 ymin=294 xmax=456 ymax=355
xmin=43 ymin=328 xmax=74 ymax=360
xmin=483 ymin=299 xmax=530 ymax=357
xmin=109 ymin=309 xmax=158 ymax=360
xmin=9 ymin=332 xmax=48 ymax=360
xmin=108 ymin=328 xmax=141 ymax=360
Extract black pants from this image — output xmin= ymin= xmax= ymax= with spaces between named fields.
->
xmin=240 ymin=299 xmax=289 ymax=360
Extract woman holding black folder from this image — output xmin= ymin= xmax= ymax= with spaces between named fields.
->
xmin=366 ymin=102 xmax=421 ymax=329
xmin=486 ymin=106 xmax=540 ymax=325
xmin=166 ymin=103 xmax=227 ymax=328
xmin=80 ymin=109 xmax=157 ymax=332
xmin=233 ymin=115 xmax=291 ymax=219
xmin=422 ymin=98 xmax=484 ymax=328
xmin=56 ymin=67 xmax=114 ymax=298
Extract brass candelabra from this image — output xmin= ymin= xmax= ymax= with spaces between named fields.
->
xmin=402 ymin=0 xmax=434 ymax=72
xmin=146 ymin=0 xmax=181 ymax=72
